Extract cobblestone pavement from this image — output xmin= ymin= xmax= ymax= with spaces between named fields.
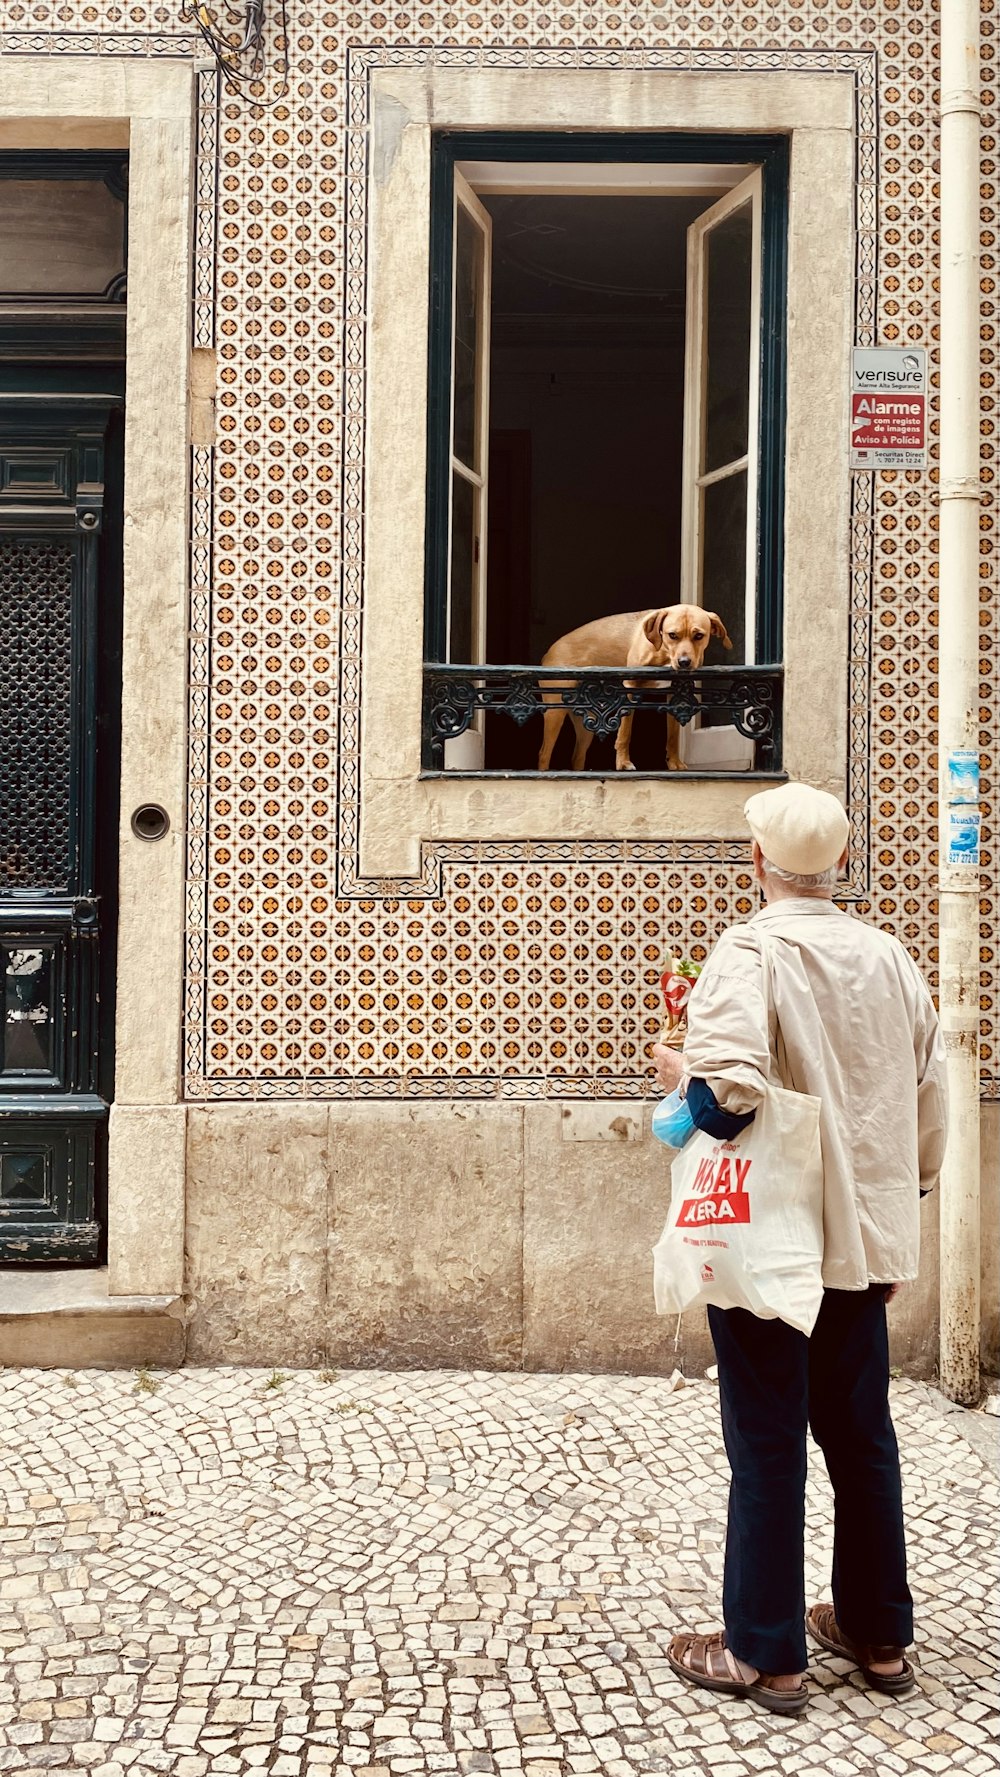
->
xmin=1 ymin=1367 xmax=997 ymax=1777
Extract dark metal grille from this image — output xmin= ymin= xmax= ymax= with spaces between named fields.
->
xmin=422 ymin=664 xmax=783 ymax=771
xmin=0 ymin=539 xmax=74 ymax=890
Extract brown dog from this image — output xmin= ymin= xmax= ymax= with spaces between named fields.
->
xmin=537 ymin=604 xmax=733 ymax=772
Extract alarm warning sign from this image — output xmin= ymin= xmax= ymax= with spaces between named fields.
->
xmin=850 ymin=347 xmax=927 ymax=470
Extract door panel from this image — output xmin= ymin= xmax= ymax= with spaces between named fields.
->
xmin=2 ymin=941 xmax=64 ymax=1085
xmin=0 ymin=536 xmax=76 ymax=890
xmin=0 ymin=399 xmax=119 ymax=1261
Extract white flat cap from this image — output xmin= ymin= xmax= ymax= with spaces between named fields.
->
xmin=744 ymin=782 xmax=850 ymax=875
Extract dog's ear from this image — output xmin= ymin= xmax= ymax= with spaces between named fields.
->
xmin=708 ymin=612 xmax=733 ymax=651
xmin=642 ymin=608 xmax=672 ymax=646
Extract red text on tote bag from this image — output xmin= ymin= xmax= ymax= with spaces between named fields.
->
xmin=675 ymin=1148 xmax=753 ymax=1227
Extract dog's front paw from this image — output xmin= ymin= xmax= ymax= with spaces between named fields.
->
xmin=615 ymin=757 xmax=637 ymax=772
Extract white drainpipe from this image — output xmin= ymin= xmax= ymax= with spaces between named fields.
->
xmin=937 ymin=0 xmax=982 ymax=1405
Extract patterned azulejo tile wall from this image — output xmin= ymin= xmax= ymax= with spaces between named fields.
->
xmin=1 ymin=0 xmax=996 ymax=1100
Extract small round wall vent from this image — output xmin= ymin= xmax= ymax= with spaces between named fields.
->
xmin=131 ymin=803 xmax=170 ymax=842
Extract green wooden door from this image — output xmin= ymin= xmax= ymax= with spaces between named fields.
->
xmin=0 ymin=398 xmax=121 ymax=1259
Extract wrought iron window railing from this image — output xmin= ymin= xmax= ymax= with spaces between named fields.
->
xmin=421 ymin=664 xmax=783 ymax=773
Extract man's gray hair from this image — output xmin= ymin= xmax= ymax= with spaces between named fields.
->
xmin=761 ymin=855 xmax=840 ymax=892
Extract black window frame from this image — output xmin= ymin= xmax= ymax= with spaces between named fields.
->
xmin=423 ymin=130 xmax=789 ymax=775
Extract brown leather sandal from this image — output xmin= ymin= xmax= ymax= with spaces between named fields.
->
xmin=807 ymin=1603 xmax=916 ymax=1696
xmin=667 ymin=1630 xmax=809 ymax=1715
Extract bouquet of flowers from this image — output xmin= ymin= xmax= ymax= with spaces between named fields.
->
xmin=658 ymin=951 xmax=702 ymax=1049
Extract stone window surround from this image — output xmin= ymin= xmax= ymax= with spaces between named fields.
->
xmin=0 ymin=61 xmax=195 ymax=1301
xmin=360 ymin=67 xmax=855 ymax=879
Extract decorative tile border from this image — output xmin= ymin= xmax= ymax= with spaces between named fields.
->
xmin=333 ymin=43 xmax=878 ymax=903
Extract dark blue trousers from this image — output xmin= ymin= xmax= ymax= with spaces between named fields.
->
xmin=707 ymin=1286 xmax=913 ymax=1674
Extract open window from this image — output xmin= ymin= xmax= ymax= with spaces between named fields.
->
xmin=422 ymin=134 xmax=787 ymax=776
xmin=443 ymin=174 xmax=492 ymax=766
xmin=676 ymin=169 xmax=762 ymax=769
xmin=681 ymin=169 xmax=761 ymax=662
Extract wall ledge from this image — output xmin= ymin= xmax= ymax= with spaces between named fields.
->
xmin=0 ymin=1268 xmax=186 ymax=1367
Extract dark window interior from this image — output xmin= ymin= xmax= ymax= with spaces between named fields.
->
xmin=423 ymin=133 xmax=788 ymax=777
xmin=484 ymin=192 xmax=707 ymax=770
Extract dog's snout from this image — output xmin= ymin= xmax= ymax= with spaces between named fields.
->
xmin=676 ymin=655 xmax=694 ymax=672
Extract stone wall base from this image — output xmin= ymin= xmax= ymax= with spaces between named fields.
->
xmin=178 ymin=1100 xmax=999 ymax=1379
xmin=3 ymin=1104 xmax=992 ymax=1377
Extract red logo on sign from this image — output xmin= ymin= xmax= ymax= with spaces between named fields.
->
xmin=851 ymin=391 xmax=925 ymax=451
xmin=700 ymin=1263 xmax=715 ymax=1283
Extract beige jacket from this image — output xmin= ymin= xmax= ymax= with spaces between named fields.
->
xmin=681 ymin=899 xmax=948 ymax=1289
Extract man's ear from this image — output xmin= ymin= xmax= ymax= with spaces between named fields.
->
xmin=708 ymin=612 xmax=733 ymax=651
xmin=643 ymin=608 xmax=670 ymax=646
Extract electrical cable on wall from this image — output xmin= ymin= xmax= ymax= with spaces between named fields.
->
xmin=180 ymin=0 xmax=289 ymax=99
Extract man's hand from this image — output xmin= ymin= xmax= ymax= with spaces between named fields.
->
xmin=652 ymin=1043 xmax=685 ymax=1094
xmin=884 ymin=1282 xmax=905 ymax=1304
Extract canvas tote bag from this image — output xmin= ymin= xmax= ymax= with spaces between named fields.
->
xmin=651 ymin=937 xmax=825 ymax=1336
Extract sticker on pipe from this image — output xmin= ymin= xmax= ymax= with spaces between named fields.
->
xmin=947 ymin=809 xmax=981 ymax=868
xmin=850 ymin=347 xmax=927 ymax=470
xmin=946 ymin=749 xmax=980 ymax=805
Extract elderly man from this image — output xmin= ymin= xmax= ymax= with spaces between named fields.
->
xmin=653 ymin=781 xmax=947 ymax=1716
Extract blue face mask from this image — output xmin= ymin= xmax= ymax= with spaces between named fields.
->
xmin=651 ymin=1086 xmax=696 ymax=1150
